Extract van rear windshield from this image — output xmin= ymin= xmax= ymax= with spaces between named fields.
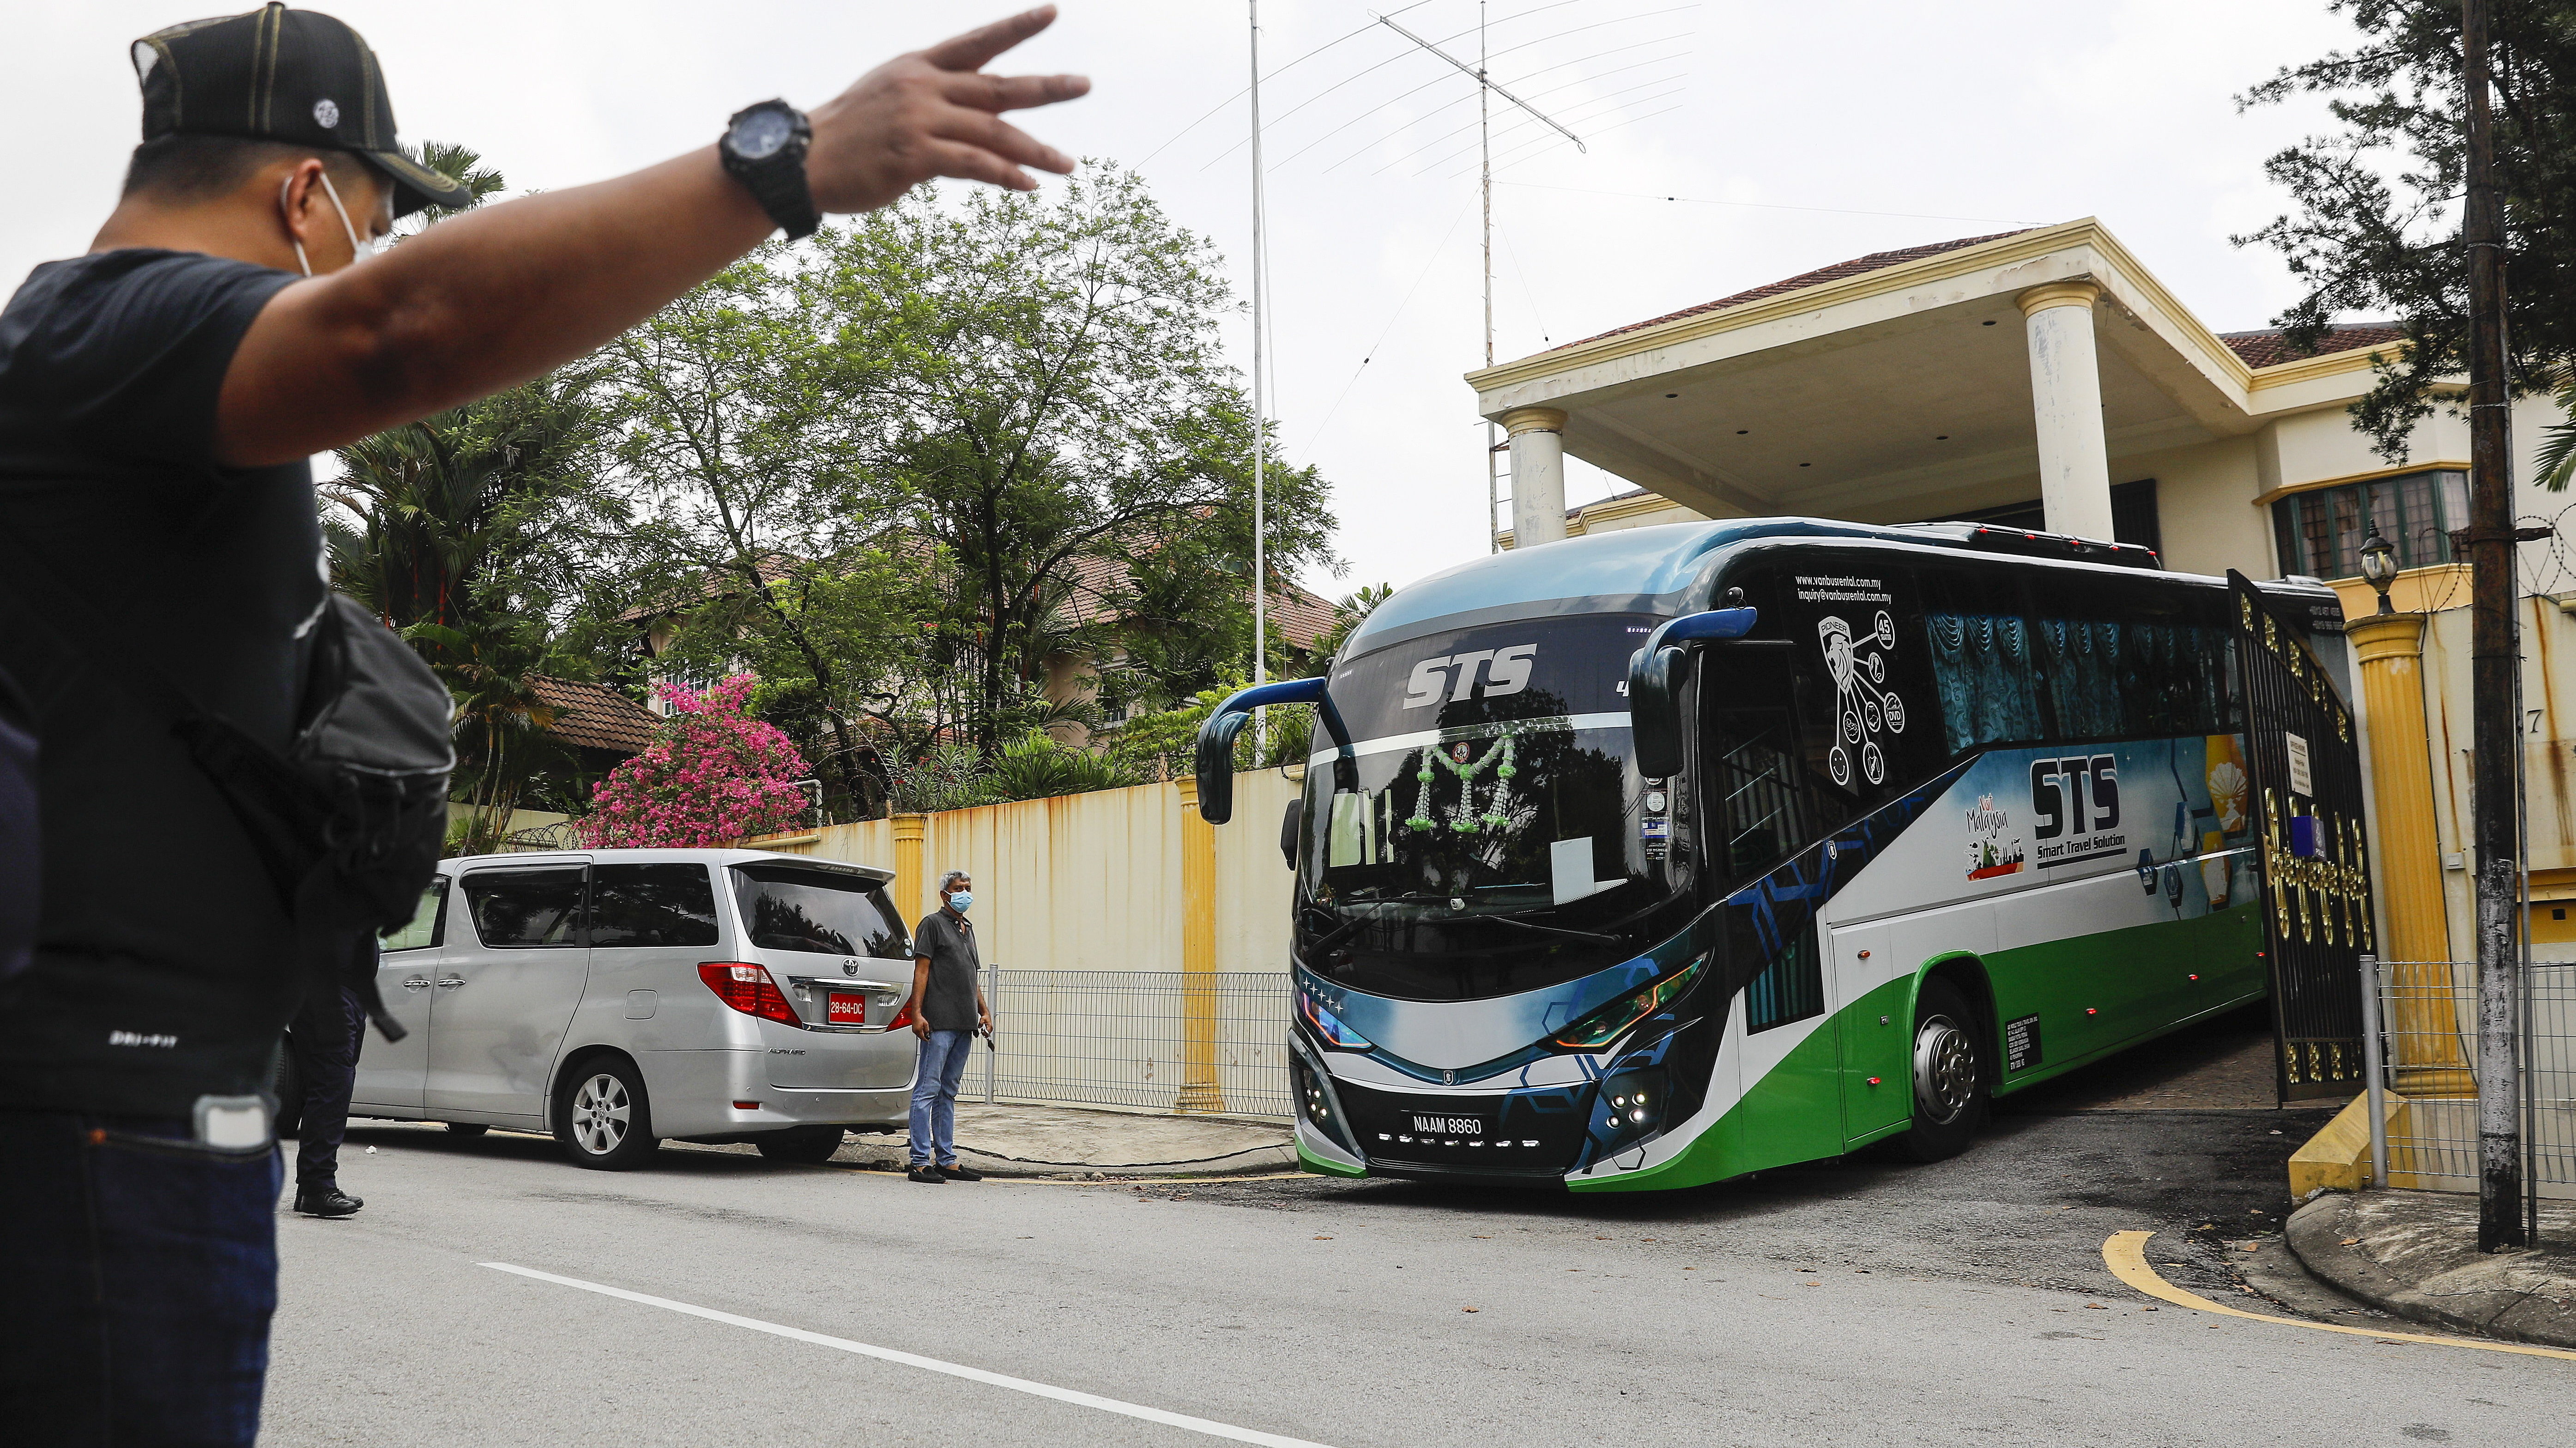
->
xmin=728 ymin=865 xmax=912 ymax=959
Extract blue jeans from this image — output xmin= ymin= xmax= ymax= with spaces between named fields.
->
xmin=908 ymin=1030 xmax=974 ymax=1167
xmin=0 ymin=1107 xmax=283 ymax=1445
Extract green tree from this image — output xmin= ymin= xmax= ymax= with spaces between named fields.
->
xmin=806 ymin=163 xmax=1338 ymax=745
xmin=2236 ymin=0 xmax=2576 ymax=460
xmin=612 ymin=164 xmax=1341 ymax=813
xmin=321 ymin=142 xmax=630 ymax=849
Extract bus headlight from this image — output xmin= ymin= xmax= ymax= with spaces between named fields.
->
xmin=1550 ymin=960 xmax=1705 ymax=1051
xmin=1298 ymin=988 xmax=1372 ymax=1050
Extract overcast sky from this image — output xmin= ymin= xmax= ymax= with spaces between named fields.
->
xmin=8 ymin=1 xmax=2361 ymax=600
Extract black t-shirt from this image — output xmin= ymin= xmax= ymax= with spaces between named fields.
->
xmin=0 ymin=249 xmax=322 ymax=1117
xmin=912 ymin=909 xmax=982 ymax=1032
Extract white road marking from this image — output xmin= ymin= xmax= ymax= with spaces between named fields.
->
xmin=479 ymin=1262 xmax=1337 ymax=1448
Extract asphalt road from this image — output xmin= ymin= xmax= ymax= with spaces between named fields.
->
xmin=266 ymin=1087 xmax=2570 ymax=1447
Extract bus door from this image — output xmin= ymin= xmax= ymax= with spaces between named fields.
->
xmin=1698 ymin=636 xmax=1850 ymax=1162
xmin=2228 ymin=573 xmax=2374 ymax=1103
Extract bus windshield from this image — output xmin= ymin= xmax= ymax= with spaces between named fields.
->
xmin=1298 ymin=612 xmax=1688 ymax=1000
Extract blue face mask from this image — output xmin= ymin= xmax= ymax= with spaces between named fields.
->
xmin=947 ymin=891 xmax=974 ymax=915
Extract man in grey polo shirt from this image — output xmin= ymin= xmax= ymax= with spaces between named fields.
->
xmin=905 ymin=869 xmax=992 ymax=1184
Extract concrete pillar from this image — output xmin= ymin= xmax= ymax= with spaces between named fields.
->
xmin=1173 ymin=775 xmax=1225 ymax=1113
xmin=892 ymin=812 xmax=928 ymax=934
xmin=2015 ymin=282 xmax=2116 ymax=541
xmin=2346 ymin=613 xmax=2474 ymax=1096
xmin=1501 ymin=406 xmax=1570 ymax=549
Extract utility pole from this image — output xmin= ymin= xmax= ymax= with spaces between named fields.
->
xmin=2460 ymin=0 xmax=2526 ymax=1251
xmin=1482 ymin=2 xmax=1496 ymax=552
xmin=1249 ymin=0 xmax=1271 ymax=752
xmin=1373 ymin=10 xmax=1582 ymax=553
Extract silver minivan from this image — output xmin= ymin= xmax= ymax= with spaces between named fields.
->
xmin=350 ymin=848 xmax=920 ymax=1169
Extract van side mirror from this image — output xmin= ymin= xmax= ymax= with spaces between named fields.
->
xmin=1625 ymin=606 xmax=1760 ymax=779
xmin=1193 ymin=676 xmax=1336 ymax=824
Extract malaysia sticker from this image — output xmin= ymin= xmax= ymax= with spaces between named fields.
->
xmin=1965 ymin=793 xmax=2023 ymax=880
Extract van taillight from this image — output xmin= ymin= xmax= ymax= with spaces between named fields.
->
xmin=885 ymin=1000 xmax=915 ymax=1033
xmin=697 ymin=962 xmax=804 ymax=1027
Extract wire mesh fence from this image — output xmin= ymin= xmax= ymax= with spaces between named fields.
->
xmin=979 ymin=969 xmax=1293 ymax=1120
xmin=2369 ymin=957 xmax=2576 ymax=1203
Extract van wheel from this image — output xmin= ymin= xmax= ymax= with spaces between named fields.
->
xmin=755 ymin=1126 xmax=846 ymax=1164
xmin=1898 ymin=979 xmax=1988 ymax=1163
xmin=553 ymin=1057 xmax=659 ymax=1170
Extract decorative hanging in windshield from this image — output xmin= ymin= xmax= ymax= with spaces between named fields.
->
xmin=1405 ymin=732 xmax=1522 ymax=834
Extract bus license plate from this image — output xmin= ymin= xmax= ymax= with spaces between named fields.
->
xmin=1411 ymin=1114 xmax=1483 ymax=1137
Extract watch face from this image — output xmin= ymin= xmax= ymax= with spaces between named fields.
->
xmin=732 ymin=108 xmax=794 ymax=160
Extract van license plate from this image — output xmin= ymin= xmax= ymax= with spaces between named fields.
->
xmin=827 ymin=993 xmax=868 ymax=1025
xmin=1410 ymin=1114 xmax=1483 ymax=1137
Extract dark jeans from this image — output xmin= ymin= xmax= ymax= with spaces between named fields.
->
xmin=288 ymin=984 xmax=363 ymax=1187
xmin=0 ymin=1106 xmax=281 ymax=1446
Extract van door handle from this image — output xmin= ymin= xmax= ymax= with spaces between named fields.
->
xmin=402 ymin=976 xmax=432 ymax=991
xmin=435 ymin=977 xmax=465 ymax=989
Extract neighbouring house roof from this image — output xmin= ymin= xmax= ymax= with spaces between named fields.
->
xmin=529 ymin=675 xmax=660 ymax=755
xmin=1553 ymin=231 xmax=2032 ymax=353
xmin=1053 ymin=551 xmax=1339 ymax=651
xmin=2214 ymin=323 xmax=2406 ymax=368
xmin=617 ymin=551 xmax=809 ymax=624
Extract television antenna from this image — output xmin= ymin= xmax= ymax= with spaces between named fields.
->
xmin=1373 ymin=6 xmax=1584 ymax=551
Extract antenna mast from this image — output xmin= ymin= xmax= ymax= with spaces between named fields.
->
xmin=1249 ymin=0 xmax=1271 ymax=751
xmin=1372 ymin=10 xmax=1584 ymax=553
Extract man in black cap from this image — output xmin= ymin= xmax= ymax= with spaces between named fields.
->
xmin=0 ymin=6 xmax=1085 ymax=1441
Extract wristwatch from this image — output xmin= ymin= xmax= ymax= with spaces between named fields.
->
xmin=719 ymin=100 xmax=820 ymax=240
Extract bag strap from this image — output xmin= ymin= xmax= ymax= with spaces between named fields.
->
xmin=0 ymin=526 xmax=407 ymax=1042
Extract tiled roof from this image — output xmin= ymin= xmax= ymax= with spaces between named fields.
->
xmin=528 ymin=675 xmax=660 ymax=755
xmin=2216 ymin=323 xmax=2405 ymax=368
xmin=1055 ymin=550 xmax=1337 ymax=650
xmin=1551 ymin=231 xmax=2032 ymax=352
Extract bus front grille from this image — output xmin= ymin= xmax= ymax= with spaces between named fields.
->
xmin=1330 ymin=1078 xmax=1592 ymax=1176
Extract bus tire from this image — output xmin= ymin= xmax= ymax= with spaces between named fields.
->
xmin=1897 ymin=978 xmax=1988 ymax=1163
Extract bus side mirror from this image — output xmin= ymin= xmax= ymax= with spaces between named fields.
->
xmin=1625 ymin=606 xmax=1760 ymax=780
xmin=1193 ymin=676 xmax=1333 ymax=824
xmin=1279 ymin=797 xmax=1303 ymax=871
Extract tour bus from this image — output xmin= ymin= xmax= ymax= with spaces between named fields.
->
xmin=1196 ymin=517 xmax=2360 ymax=1192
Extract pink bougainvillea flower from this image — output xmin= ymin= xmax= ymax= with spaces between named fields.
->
xmin=576 ymin=675 xmax=812 ymax=848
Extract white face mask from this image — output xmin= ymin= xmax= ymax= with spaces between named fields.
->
xmin=279 ymin=169 xmax=386 ymax=277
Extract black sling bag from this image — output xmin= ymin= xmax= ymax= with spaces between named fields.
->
xmin=0 ymin=532 xmax=454 ymax=1041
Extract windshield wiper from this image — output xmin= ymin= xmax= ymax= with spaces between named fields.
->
xmin=1479 ymin=913 xmax=1622 ymax=945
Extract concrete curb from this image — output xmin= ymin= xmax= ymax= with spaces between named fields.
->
xmin=836 ymin=1138 xmax=1301 ymax=1180
xmin=2285 ymin=1194 xmax=2576 ymax=1348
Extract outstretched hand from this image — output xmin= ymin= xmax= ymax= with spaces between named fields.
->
xmin=807 ymin=6 xmax=1091 ymax=213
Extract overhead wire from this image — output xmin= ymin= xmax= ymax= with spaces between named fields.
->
xmin=1306 ymin=27 xmax=1695 ymax=175
xmin=1293 ymin=198 xmax=1476 ymax=464
xmin=1380 ymin=56 xmax=1700 ymax=176
xmin=1419 ymin=72 xmax=1693 ymax=176
xmin=1229 ymin=2 xmax=1696 ymax=175
xmin=1478 ymin=103 xmax=1688 ymax=178
xmin=1138 ymin=0 xmax=1436 ymax=165
xmin=1196 ymin=0 xmax=1595 ymax=172
xmin=1336 ymin=36 xmax=1695 ymax=174
xmin=1497 ymin=222 xmax=1552 ymax=346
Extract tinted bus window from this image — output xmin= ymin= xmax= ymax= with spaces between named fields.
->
xmin=729 ymin=866 xmax=911 ymax=958
xmin=589 ymin=863 xmax=719 ymax=947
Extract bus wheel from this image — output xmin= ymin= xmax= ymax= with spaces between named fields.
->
xmin=1898 ymin=979 xmax=1988 ymax=1162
